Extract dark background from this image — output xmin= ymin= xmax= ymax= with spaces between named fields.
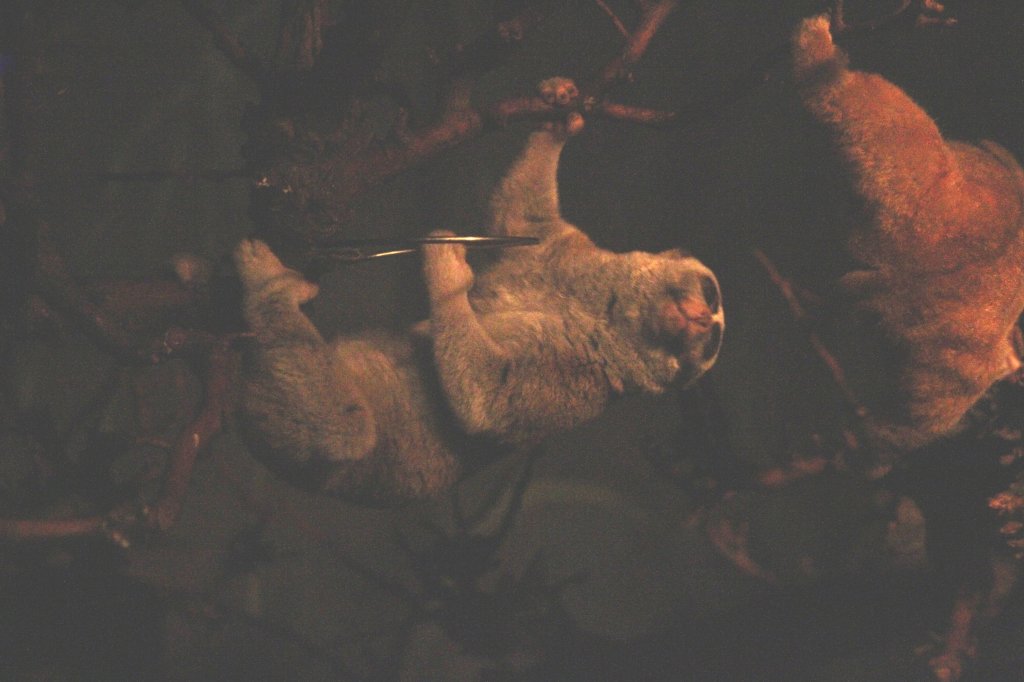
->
xmin=2 ymin=0 xmax=1024 ymax=679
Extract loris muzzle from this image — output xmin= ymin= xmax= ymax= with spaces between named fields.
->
xmin=234 ymin=77 xmax=723 ymax=503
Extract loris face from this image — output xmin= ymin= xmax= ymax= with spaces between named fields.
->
xmin=625 ymin=249 xmax=724 ymax=387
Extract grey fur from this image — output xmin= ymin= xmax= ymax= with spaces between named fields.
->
xmin=235 ymin=88 xmax=723 ymax=503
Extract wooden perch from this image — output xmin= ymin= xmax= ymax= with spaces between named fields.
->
xmin=148 ymin=339 xmax=235 ymax=531
xmin=252 ymin=0 xmax=682 ymax=246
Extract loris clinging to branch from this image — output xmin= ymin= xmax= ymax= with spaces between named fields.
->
xmin=792 ymin=16 xmax=1024 ymax=453
xmin=234 ymin=77 xmax=724 ymax=504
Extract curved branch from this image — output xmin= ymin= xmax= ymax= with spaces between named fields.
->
xmin=149 ymin=341 xmax=235 ymax=531
xmin=591 ymin=0 xmax=679 ymax=97
xmin=593 ymin=0 xmax=630 ymax=39
xmin=753 ymin=248 xmax=868 ymax=420
xmin=0 ymin=340 xmax=239 ymax=543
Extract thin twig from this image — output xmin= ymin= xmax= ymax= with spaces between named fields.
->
xmin=832 ymin=0 xmax=955 ymax=34
xmin=757 ymin=455 xmax=829 ymax=488
xmin=32 ymin=213 xmax=157 ymax=362
xmin=928 ymin=590 xmax=980 ymax=682
xmin=593 ymin=0 xmax=631 ymax=39
xmin=592 ymin=0 xmax=679 ymax=96
xmin=753 ymin=248 xmax=868 ymax=419
xmin=0 ymin=515 xmax=104 ymax=540
xmin=592 ymin=100 xmax=677 ymax=126
xmin=706 ymin=516 xmax=777 ymax=583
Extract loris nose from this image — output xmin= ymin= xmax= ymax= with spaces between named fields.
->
xmin=679 ymin=299 xmax=712 ymax=331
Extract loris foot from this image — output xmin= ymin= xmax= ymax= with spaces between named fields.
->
xmin=234 ymin=239 xmax=319 ymax=304
xmin=538 ymin=77 xmax=584 ymax=137
xmin=539 ymin=76 xmax=579 ymax=107
xmin=792 ymin=14 xmax=839 ymax=78
xmin=422 ymin=231 xmax=474 ymax=306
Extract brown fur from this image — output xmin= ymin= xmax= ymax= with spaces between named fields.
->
xmin=234 ymin=78 xmax=724 ymax=503
xmin=793 ymin=16 xmax=1024 ymax=452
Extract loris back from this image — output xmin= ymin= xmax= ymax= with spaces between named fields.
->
xmin=792 ymin=16 xmax=1024 ymax=453
xmin=235 ymin=78 xmax=724 ymax=504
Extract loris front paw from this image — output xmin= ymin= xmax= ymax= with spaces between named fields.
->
xmin=234 ymin=239 xmax=319 ymax=304
xmin=792 ymin=14 xmax=839 ymax=78
xmin=422 ymin=231 xmax=474 ymax=306
xmin=539 ymin=77 xmax=585 ymax=137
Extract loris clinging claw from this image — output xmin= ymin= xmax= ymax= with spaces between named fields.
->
xmin=235 ymin=77 xmax=724 ymax=503
xmin=792 ymin=15 xmax=1024 ymax=453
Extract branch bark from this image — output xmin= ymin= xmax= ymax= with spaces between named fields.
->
xmin=0 ymin=339 xmax=238 ymax=543
xmin=590 ymin=0 xmax=679 ymax=97
xmin=149 ymin=340 xmax=235 ymax=531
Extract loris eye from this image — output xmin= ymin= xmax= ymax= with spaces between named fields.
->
xmin=700 ymin=275 xmax=720 ymax=314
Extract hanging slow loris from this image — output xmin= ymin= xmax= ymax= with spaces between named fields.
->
xmin=792 ymin=16 xmax=1024 ymax=453
xmin=234 ymin=78 xmax=724 ymax=503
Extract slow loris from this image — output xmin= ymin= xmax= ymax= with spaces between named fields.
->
xmin=792 ymin=16 xmax=1024 ymax=453
xmin=234 ymin=78 xmax=724 ymax=503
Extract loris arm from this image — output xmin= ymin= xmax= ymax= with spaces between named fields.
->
xmin=792 ymin=16 xmax=959 ymax=232
xmin=422 ymin=239 xmax=610 ymax=441
xmin=489 ymin=78 xmax=584 ymax=241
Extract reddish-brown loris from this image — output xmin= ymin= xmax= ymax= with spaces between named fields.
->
xmin=792 ymin=16 xmax=1024 ymax=454
xmin=234 ymin=77 xmax=724 ymax=504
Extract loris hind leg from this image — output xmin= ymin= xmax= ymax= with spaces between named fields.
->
xmin=489 ymin=77 xmax=585 ymax=240
xmin=235 ymin=240 xmax=377 ymax=470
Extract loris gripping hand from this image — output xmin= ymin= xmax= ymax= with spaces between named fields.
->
xmin=422 ymin=231 xmax=474 ymax=308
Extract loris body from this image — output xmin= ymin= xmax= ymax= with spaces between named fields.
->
xmin=792 ymin=17 xmax=1024 ymax=452
xmin=235 ymin=78 xmax=724 ymax=503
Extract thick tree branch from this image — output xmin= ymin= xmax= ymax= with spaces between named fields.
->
xmin=149 ymin=340 xmax=235 ymax=531
xmin=0 ymin=339 xmax=239 ymax=543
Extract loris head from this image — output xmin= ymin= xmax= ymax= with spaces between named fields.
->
xmin=603 ymin=249 xmax=724 ymax=390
